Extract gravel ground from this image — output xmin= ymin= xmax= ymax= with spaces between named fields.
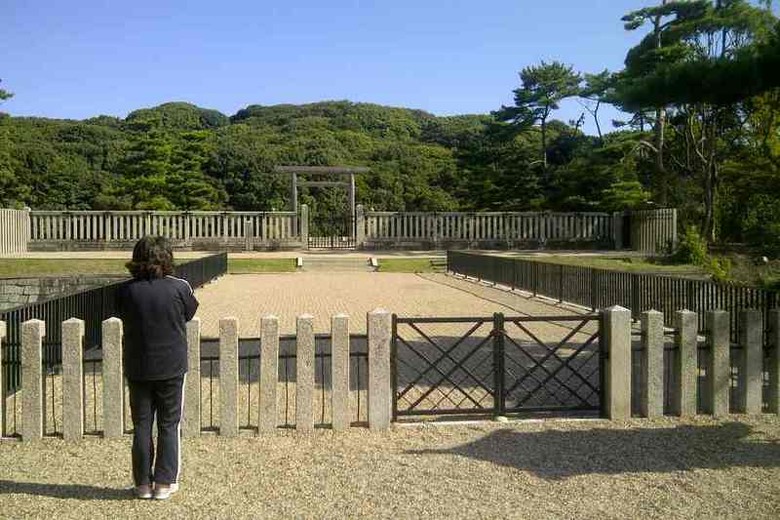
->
xmin=193 ymin=272 xmax=593 ymax=337
xmin=1 ymin=416 xmax=779 ymax=519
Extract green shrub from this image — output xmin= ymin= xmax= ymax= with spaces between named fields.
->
xmin=670 ymin=226 xmax=731 ymax=281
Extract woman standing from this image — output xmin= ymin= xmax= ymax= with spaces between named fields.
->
xmin=118 ymin=236 xmax=199 ymax=500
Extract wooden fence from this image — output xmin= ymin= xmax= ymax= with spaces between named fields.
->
xmin=362 ymin=210 xmax=616 ymax=248
xmin=28 ymin=210 xmax=302 ymax=251
xmin=12 ymin=207 xmax=676 ymax=252
xmin=0 ymin=209 xmax=30 ymax=257
xmin=630 ymin=208 xmax=677 ymax=255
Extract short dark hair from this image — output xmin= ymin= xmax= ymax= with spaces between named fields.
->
xmin=126 ymin=236 xmax=175 ymax=280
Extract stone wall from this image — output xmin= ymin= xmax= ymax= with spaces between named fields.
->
xmin=0 ymin=276 xmax=126 ymax=311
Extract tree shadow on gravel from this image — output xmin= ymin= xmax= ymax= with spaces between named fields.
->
xmin=0 ymin=480 xmax=130 ymax=500
xmin=407 ymin=422 xmax=780 ymax=480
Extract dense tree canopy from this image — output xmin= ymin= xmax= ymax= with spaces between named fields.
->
xmin=0 ymin=1 xmax=778 ymax=255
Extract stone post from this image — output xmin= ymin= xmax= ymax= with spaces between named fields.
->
xmin=674 ymin=310 xmax=697 ymax=417
xmin=331 ymin=314 xmax=350 ymax=431
xmin=740 ymin=310 xmax=763 ymax=414
xmin=220 ymin=317 xmax=239 ymax=437
xmin=259 ymin=315 xmax=279 ymax=433
xmin=355 ymin=205 xmax=366 ymax=249
xmin=244 ymin=218 xmax=254 ymax=252
xmin=21 ymin=319 xmax=45 ymax=441
xmin=707 ymin=310 xmax=730 ymax=417
xmin=296 ymin=314 xmax=315 ymax=432
xmin=640 ymin=310 xmax=664 ymax=418
xmin=300 ymin=204 xmax=309 ymax=250
xmin=769 ymin=309 xmax=780 ymax=414
xmin=603 ymin=306 xmax=631 ymax=420
xmin=0 ymin=320 xmax=5 ymax=429
xmin=611 ymin=211 xmax=623 ymax=250
xmin=62 ymin=318 xmax=85 ymax=441
xmin=102 ymin=317 xmax=124 ymax=438
xmin=183 ymin=318 xmax=201 ymax=438
xmin=368 ymin=309 xmax=392 ymax=431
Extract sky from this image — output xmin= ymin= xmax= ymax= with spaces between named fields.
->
xmin=2 ymin=0 xmax=658 ymax=133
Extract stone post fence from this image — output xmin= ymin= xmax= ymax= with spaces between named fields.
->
xmin=3 ymin=306 xmax=779 ymax=441
xmin=6 ymin=309 xmax=393 ymax=441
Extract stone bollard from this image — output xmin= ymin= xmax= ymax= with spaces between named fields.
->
xmin=183 ymin=318 xmax=201 ymax=438
xmin=102 ymin=317 xmax=124 ymax=438
xmin=62 ymin=318 xmax=85 ymax=441
xmin=259 ymin=315 xmax=280 ymax=433
xmin=769 ymin=310 xmax=780 ymax=414
xmin=603 ymin=306 xmax=631 ymax=420
xmin=331 ymin=314 xmax=350 ymax=431
xmin=640 ymin=310 xmax=663 ymax=418
xmin=0 ymin=320 xmax=5 ymax=430
xmin=296 ymin=314 xmax=315 ymax=432
xmin=740 ymin=310 xmax=763 ymax=414
xmin=368 ymin=309 xmax=392 ymax=431
xmin=707 ymin=310 xmax=730 ymax=417
xmin=21 ymin=320 xmax=45 ymax=441
xmin=220 ymin=317 xmax=239 ymax=437
xmin=300 ymin=204 xmax=310 ymax=250
xmin=674 ymin=310 xmax=697 ymax=417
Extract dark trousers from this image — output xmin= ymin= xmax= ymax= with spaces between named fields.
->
xmin=128 ymin=376 xmax=185 ymax=486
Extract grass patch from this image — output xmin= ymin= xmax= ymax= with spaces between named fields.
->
xmin=377 ymin=258 xmax=438 ymax=273
xmin=514 ymin=255 xmax=705 ymax=276
xmin=228 ymin=258 xmax=297 ymax=273
xmin=0 ymin=259 xmax=129 ymax=277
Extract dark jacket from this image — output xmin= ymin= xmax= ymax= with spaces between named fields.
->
xmin=118 ymin=275 xmax=199 ymax=381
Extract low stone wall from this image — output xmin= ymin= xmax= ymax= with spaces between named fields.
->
xmin=0 ymin=276 xmax=126 ymax=311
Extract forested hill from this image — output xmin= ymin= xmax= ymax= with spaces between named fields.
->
xmin=0 ymin=99 xmax=625 ymax=215
xmin=0 ymin=100 xmax=498 ymax=213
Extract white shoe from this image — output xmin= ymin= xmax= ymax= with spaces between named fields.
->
xmin=133 ymin=484 xmax=153 ymax=499
xmin=153 ymin=483 xmax=178 ymax=500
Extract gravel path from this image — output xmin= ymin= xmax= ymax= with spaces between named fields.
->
xmin=194 ymin=272 xmax=591 ymax=337
xmin=1 ymin=416 xmax=779 ymax=519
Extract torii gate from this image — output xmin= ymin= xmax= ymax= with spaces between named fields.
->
xmin=274 ymin=166 xmax=370 ymax=248
xmin=274 ymin=165 xmax=369 ymax=215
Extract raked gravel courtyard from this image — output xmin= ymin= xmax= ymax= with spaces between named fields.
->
xmin=1 ymin=416 xmax=779 ymax=519
xmin=2 ymin=272 xmax=780 ymax=518
xmin=193 ymin=272 xmax=592 ymax=337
